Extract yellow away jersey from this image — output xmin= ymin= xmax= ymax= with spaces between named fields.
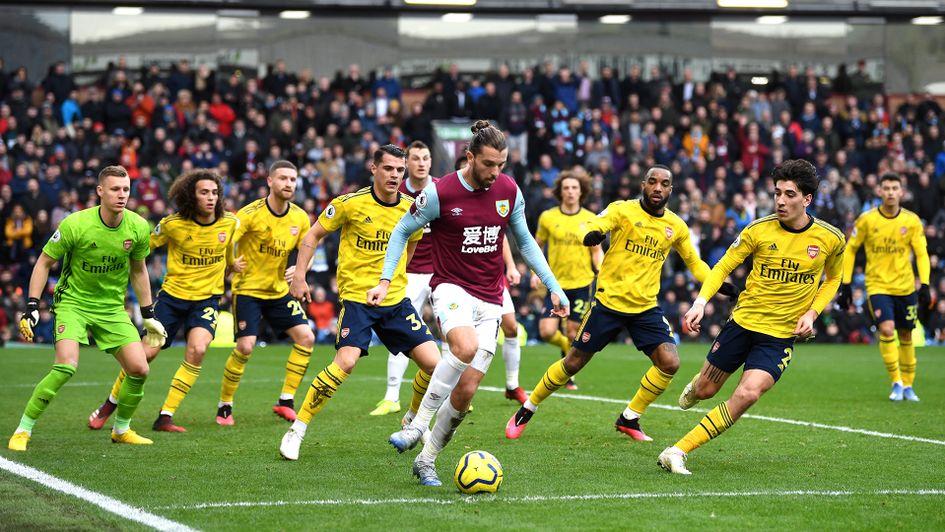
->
xmin=700 ymin=215 xmax=845 ymax=338
xmin=232 ymin=198 xmax=311 ymax=299
xmin=318 ymin=187 xmax=422 ymax=305
xmin=588 ymin=199 xmax=709 ymax=314
xmin=842 ymin=208 xmax=930 ymax=296
xmin=536 ymin=207 xmax=598 ymax=290
xmin=151 ymin=212 xmax=240 ymax=300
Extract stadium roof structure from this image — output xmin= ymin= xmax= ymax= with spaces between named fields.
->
xmin=15 ymin=0 xmax=945 ymax=20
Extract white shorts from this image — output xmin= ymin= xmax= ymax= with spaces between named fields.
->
xmin=432 ymin=283 xmax=503 ymax=373
xmin=502 ymin=287 xmax=514 ymax=315
xmin=406 ymin=272 xmax=434 ymax=315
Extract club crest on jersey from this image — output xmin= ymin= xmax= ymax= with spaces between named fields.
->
xmin=495 ymin=200 xmax=510 ymax=218
xmin=581 ymin=331 xmax=591 ymax=343
xmin=807 ymin=245 xmax=820 ymax=259
xmin=290 ymin=226 xmax=299 ymax=236
xmin=218 ymin=231 xmax=227 ymax=242
xmin=449 ymin=303 xmax=458 ymax=310
xmin=123 ymin=239 xmax=133 ymax=251
xmin=57 ymin=324 xmax=65 ymax=334
xmin=665 ymin=226 xmax=674 ymax=239
xmin=238 ymin=321 xmax=247 ymax=331
xmin=341 ymin=327 xmax=350 ymax=338
xmin=900 ymin=226 xmax=907 ymax=236
xmin=451 ymin=208 xmax=463 ymax=216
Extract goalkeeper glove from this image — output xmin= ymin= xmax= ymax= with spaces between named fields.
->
xmin=918 ymin=284 xmax=931 ymax=310
xmin=836 ymin=284 xmax=852 ymax=310
xmin=718 ymin=282 xmax=740 ymax=302
xmin=583 ymin=230 xmax=605 ymax=246
xmin=141 ymin=303 xmax=167 ymax=349
xmin=19 ymin=297 xmax=40 ymax=343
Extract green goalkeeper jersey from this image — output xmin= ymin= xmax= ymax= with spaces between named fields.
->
xmin=43 ymin=206 xmax=151 ymax=312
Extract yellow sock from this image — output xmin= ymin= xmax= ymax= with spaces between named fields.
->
xmin=281 ymin=344 xmax=313 ymax=397
xmin=161 ymin=361 xmax=201 ymax=415
xmin=220 ymin=349 xmax=250 ymax=403
xmin=676 ymin=402 xmax=735 ymax=454
xmin=627 ymin=366 xmax=674 ymax=415
xmin=110 ymin=369 xmax=126 ymax=401
xmin=549 ymin=330 xmax=571 ymax=353
xmin=409 ymin=369 xmax=431 ymax=414
xmin=878 ymin=335 xmax=900 ymax=383
xmin=297 ymin=362 xmax=350 ymax=424
xmin=527 ymin=359 xmax=572 ymax=406
xmin=898 ymin=340 xmax=916 ymax=387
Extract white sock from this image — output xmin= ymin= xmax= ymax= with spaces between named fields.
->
xmin=410 ymin=351 xmax=468 ymax=431
xmin=502 ymin=335 xmax=520 ymax=389
xmin=385 ymin=352 xmax=410 ymax=402
xmin=218 ymin=401 xmax=232 ymax=408
xmin=290 ymin=420 xmax=308 ymax=437
xmin=622 ymin=407 xmax=641 ymax=420
xmin=159 ymin=410 xmax=173 ymax=417
xmin=523 ymin=399 xmax=537 ymax=412
xmin=419 ymin=399 xmax=466 ymax=462
xmin=279 ymin=393 xmax=293 ymax=401
xmin=108 ymin=395 xmax=118 ymax=405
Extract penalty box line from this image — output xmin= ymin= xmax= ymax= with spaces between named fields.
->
xmin=155 ymin=488 xmax=945 ymax=511
xmin=0 ymin=456 xmax=198 ymax=532
xmin=476 ymin=385 xmax=945 ymax=447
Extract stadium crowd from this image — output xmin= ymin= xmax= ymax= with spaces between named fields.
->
xmin=1 ymin=57 xmax=944 ymax=347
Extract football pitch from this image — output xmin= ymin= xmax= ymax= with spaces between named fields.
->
xmin=1 ymin=342 xmax=943 ymax=530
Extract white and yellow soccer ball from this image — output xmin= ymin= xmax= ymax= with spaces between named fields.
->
xmin=453 ymin=450 xmax=503 ymax=494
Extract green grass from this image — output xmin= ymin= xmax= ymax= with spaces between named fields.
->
xmin=2 ymin=342 xmax=944 ymax=530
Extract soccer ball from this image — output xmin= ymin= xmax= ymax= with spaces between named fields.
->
xmin=453 ymin=450 xmax=503 ymax=494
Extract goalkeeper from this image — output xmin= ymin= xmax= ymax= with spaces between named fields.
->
xmin=9 ymin=165 xmax=165 ymax=451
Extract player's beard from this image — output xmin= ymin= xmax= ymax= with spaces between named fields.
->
xmin=641 ymin=193 xmax=668 ymax=214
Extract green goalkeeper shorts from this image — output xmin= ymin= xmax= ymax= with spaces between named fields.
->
xmin=53 ymin=306 xmax=141 ymax=355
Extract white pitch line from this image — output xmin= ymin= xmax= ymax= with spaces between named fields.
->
xmin=0 ymin=456 xmax=198 ymax=532
xmin=477 ymin=386 xmax=945 ymax=447
xmin=155 ymin=488 xmax=945 ymax=511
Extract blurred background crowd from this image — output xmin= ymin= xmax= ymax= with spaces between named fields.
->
xmin=1 ymin=57 xmax=943 ymax=347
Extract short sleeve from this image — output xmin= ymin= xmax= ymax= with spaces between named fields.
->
xmin=295 ymin=209 xmax=312 ymax=249
xmin=42 ymin=216 xmax=72 ymax=260
xmin=318 ymin=197 xmax=346 ymax=233
xmin=233 ymin=209 xmax=251 ymax=243
xmin=131 ymin=218 xmax=151 ymax=260
xmin=536 ymin=211 xmax=550 ymax=241
xmin=150 ymin=217 xmax=170 ymax=250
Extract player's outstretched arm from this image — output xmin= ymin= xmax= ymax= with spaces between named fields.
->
xmin=292 ymin=221 xmax=330 ymax=303
xmin=19 ymin=252 xmax=57 ymax=342
xmin=376 ymin=184 xmax=438 ymax=302
xmin=508 ymin=193 xmax=568 ymax=317
xmin=370 ymin=211 xmax=427 ymax=306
